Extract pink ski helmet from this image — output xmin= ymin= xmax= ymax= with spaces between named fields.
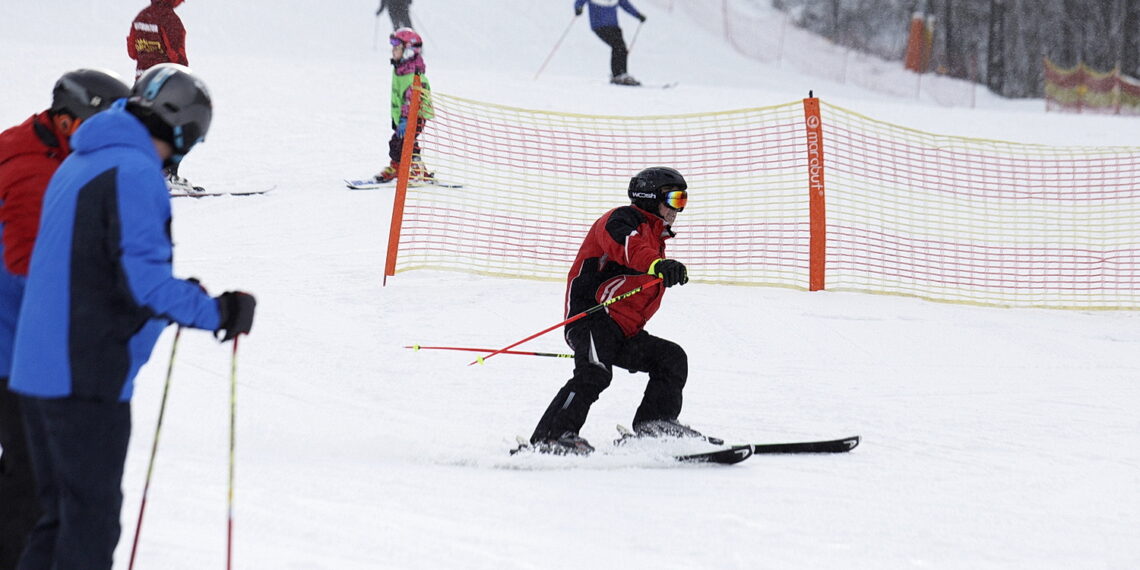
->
xmin=390 ymin=27 xmax=423 ymax=60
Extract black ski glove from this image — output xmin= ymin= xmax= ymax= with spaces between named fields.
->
xmin=215 ymin=291 xmax=257 ymax=341
xmin=637 ymin=14 xmax=647 ymax=22
xmin=650 ymin=259 xmax=688 ymax=288
xmin=575 ymin=6 xmax=583 ymax=15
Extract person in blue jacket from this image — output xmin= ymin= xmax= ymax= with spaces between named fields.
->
xmin=0 ymin=68 xmax=130 ymax=570
xmin=8 ymin=63 xmax=256 ymax=570
xmin=574 ymin=0 xmax=646 ymax=86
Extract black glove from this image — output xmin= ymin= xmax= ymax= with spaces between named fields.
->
xmin=637 ymin=13 xmax=647 ymax=22
xmin=650 ymin=259 xmax=688 ymax=288
xmin=575 ymin=6 xmax=583 ymax=16
xmin=215 ymin=291 xmax=256 ymax=342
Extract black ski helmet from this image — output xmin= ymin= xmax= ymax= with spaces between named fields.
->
xmin=127 ymin=63 xmax=212 ymax=161
xmin=51 ymin=68 xmax=130 ymax=120
xmin=627 ymin=166 xmax=688 ymax=212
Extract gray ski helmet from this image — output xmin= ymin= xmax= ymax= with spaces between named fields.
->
xmin=127 ymin=64 xmax=212 ymax=160
xmin=51 ymin=69 xmax=130 ymax=120
xmin=627 ymin=166 xmax=688 ymax=212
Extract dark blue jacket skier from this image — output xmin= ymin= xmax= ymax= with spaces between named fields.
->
xmin=9 ymin=99 xmax=221 ymax=402
xmin=574 ymin=0 xmax=643 ymax=30
xmin=573 ymin=0 xmax=645 ymax=85
xmin=9 ymin=65 xmax=255 ymax=570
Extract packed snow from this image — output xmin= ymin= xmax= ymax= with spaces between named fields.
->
xmin=1 ymin=0 xmax=1138 ymax=568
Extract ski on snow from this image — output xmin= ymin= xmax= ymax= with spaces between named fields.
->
xmin=171 ymin=187 xmax=274 ymax=198
xmin=616 ymin=425 xmax=859 ymax=456
xmin=345 ymin=178 xmax=464 ymax=189
xmin=509 ymin=436 xmax=750 ymax=465
xmin=509 ymin=430 xmax=859 ymax=466
xmin=750 ymin=435 xmax=861 ymax=454
xmin=610 ymin=81 xmax=679 ymax=90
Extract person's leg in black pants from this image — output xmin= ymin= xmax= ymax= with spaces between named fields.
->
xmin=18 ymin=397 xmax=131 ymax=570
xmin=592 ymin=26 xmax=628 ymax=78
xmin=0 ymin=378 xmax=38 ymax=570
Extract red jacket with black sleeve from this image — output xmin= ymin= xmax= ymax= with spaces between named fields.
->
xmin=565 ymin=205 xmax=673 ymax=338
xmin=127 ymin=0 xmax=188 ymax=77
xmin=0 ymin=112 xmax=71 ymax=276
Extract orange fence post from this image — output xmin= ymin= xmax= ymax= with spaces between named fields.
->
xmin=383 ymin=74 xmax=423 ymax=285
xmin=803 ymin=95 xmax=827 ymax=292
xmin=903 ymin=12 xmax=926 ymax=73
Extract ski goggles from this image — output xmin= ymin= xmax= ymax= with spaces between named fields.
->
xmin=662 ymin=189 xmax=688 ymax=212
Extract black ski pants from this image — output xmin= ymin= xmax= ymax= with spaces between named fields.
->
xmin=18 ymin=396 xmax=131 ymax=570
xmin=380 ymin=0 xmax=412 ymax=30
xmin=387 ymin=118 xmax=426 ymax=164
xmin=592 ymin=26 xmax=629 ymax=78
xmin=0 ymin=378 xmax=38 ymax=570
xmin=531 ymin=315 xmax=687 ymax=443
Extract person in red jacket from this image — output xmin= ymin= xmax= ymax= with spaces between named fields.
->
xmin=0 ymin=68 xmax=129 ymax=570
xmin=127 ymin=0 xmax=189 ymax=80
xmin=527 ymin=167 xmax=703 ymax=455
xmin=128 ymin=0 xmax=201 ymax=194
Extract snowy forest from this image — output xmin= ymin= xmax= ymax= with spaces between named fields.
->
xmin=776 ymin=0 xmax=1140 ymax=97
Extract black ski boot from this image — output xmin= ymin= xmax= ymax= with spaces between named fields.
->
xmin=609 ymin=73 xmax=642 ymax=86
xmin=532 ymin=431 xmax=595 ymax=456
xmin=632 ymin=419 xmax=724 ymax=445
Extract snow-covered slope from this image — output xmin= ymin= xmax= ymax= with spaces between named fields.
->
xmin=1 ymin=1 xmax=1138 ymax=568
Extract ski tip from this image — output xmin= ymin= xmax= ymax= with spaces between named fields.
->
xmin=844 ymin=435 xmax=861 ymax=450
xmin=675 ymin=444 xmax=753 ymax=465
xmin=409 ymin=344 xmax=421 ymax=351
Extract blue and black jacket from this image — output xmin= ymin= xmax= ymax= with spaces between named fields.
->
xmin=0 ymin=261 xmax=22 ymax=378
xmin=9 ymin=100 xmax=220 ymax=402
xmin=575 ymin=0 xmax=643 ymax=30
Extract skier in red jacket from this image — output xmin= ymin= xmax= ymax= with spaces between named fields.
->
xmin=0 ymin=68 xmax=129 ymax=570
xmin=528 ymin=167 xmax=705 ymax=455
xmin=127 ymin=0 xmax=189 ymax=80
xmin=127 ymin=0 xmax=202 ymax=194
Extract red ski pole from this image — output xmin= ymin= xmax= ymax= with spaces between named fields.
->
xmin=406 ymin=344 xmax=572 ymax=359
xmin=628 ymin=21 xmax=645 ymax=55
xmin=468 ymin=278 xmax=662 ymax=366
xmin=534 ymin=13 xmax=580 ymax=80
xmin=128 ymin=326 xmax=182 ymax=570
xmin=227 ymin=335 xmax=240 ymax=570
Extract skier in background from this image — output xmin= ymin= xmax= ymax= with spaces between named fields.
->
xmin=374 ymin=27 xmax=435 ymax=183
xmin=9 ymin=64 xmax=256 ymax=570
xmin=528 ymin=167 xmax=702 ymax=455
xmin=0 ymin=68 xmax=130 ymax=570
xmin=127 ymin=0 xmax=189 ymax=80
xmin=126 ymin=0 xmax=201 ymax=195
xmin=574 ymin=0 xmax=646 ymax=86
xmin=376 ymin=0 xmax=413 ymax=30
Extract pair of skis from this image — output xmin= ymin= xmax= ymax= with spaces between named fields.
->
xmin=170 ymin=188 xmax=274 ymax=198
xmin=512 ymin=427 xmax=860 ymax=466
xmin=345 ymin=178 xmax=463 ymax=190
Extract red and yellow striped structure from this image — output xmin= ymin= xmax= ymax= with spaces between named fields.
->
xmin=1045 ymin=58 xmax=1140 ymax=116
